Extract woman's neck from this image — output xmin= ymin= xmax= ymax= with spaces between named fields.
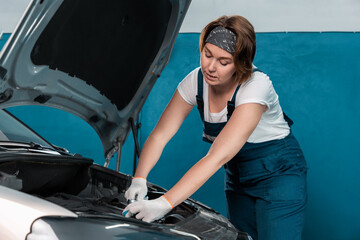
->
xmin=208 ymin=78 xmax=239 ymax=113
xmin=209 ymin=79 xmax=239 ymax=97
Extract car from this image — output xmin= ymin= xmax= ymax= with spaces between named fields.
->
xmin=0 ymin=0 xmax=252 ymax=239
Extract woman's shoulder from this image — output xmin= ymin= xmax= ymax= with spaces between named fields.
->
xmin=177 ymin=67 xmax=201 ymax=105
xmin=184 ymin=66 xmax=201 ymax=79
xmin=235 ymin=68 xmax=276 ymax=109
xmin=242 ymin=69 xmax=272 ymax=89
xmin=178 ymin=67 xmax=200 ymax=86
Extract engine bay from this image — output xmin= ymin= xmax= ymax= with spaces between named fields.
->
xmin=0 ymin=156 xmax=196 ymax=225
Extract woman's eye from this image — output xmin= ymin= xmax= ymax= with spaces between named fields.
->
xmin=205 ymin=53 xmax=211 ymax=58
xmin=220 ymin=61 xmax=228 ymax=66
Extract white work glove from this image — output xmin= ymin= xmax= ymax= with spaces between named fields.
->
xmin=123 ymin=196 xmax=174 ymax=223
xmin=125 ymin=177 xmax=148 ymax=201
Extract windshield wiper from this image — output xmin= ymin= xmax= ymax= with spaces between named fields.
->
xmin=0 ymin=141 xmax=67 ymax=155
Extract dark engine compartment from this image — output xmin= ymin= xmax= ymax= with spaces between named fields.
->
xmin=44 ymin=164 xmax=197 ymax=224
xmin=0 ymin=153 xmax=196 ymax=225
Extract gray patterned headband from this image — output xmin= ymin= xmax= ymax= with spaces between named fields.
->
xmin=205 ymin=26 xmax=237 ymax=55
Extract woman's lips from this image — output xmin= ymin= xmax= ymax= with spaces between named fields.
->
xmin=205 ymin=72 xmax=217 ymax=80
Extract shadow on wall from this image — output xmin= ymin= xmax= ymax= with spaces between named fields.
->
xmin=2 ymin=32 xmax=360 ymax=240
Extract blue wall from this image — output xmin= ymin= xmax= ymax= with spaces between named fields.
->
xmin=1 ymin=32 xmax=360 ymax=239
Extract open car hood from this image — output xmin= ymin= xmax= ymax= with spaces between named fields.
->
xmin=0 ymin=0 xmax=191 ymax=159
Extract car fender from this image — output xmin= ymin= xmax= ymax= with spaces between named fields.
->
xmin=0 ymin=185 xmax=77 ymax=240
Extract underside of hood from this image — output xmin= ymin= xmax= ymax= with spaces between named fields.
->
xmin=0 ymin=0 xmax=191 ymax=159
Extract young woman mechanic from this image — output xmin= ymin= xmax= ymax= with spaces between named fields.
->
xmin=124 ymin=15 xmax=307 ymax=240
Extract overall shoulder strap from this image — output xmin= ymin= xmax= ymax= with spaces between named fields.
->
xmin=227 ymin=85 xmax=241 ymax=120
xmin=196 ymin=68 xmax=205 ymax=121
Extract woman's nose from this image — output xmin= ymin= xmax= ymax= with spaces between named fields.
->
xmin=208 ymin=60 xmax=216 ymax=72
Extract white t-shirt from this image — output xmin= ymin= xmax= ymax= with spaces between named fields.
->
xmin=177 ymin=67 xmax=290 ymax=143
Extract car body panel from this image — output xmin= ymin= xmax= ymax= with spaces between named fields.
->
xmin=29 ymin=217 xmax=198 ymax=240
xmin=0 ymin=185 xmax=76 ymax=240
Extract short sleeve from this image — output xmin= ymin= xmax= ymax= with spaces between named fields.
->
xmin=235 ymin=72 xmax=273 ymax=111
xmin=177 ymin=67 xmax=199 ymax=106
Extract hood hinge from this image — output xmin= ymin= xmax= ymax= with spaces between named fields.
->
xmin=104 ymin=139 xmax=122 ymax=172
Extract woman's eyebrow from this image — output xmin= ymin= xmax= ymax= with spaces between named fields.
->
xmin=204 ymin=46 xmax=233 ymax=61
xmin=204 ymin=46 xmax=212 ymax=54
xmin=218 ymin=56 xmax=233 ymax=61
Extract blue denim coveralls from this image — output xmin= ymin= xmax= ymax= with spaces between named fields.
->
xmin=196 ymin=69 xmax=307 ymax=240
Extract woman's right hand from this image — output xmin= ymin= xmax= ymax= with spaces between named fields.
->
xmin=125 ymin=177 xmax=148 ymax=201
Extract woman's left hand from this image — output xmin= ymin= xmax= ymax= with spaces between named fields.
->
xmin=123 ymin=196 xmax=173 ymax=223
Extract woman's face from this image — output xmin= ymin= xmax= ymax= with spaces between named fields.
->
xmin=200 ymin=43 xmax=236 ymax=88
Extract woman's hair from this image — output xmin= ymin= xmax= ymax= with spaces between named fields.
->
xmin=199 ymin=15 xmax=256 ymax=83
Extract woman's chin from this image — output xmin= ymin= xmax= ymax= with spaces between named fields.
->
xmin=205 ymin=79 xmax=219 ymax=86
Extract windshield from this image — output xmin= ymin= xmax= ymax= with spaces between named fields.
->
xmin=0 ymin=109 xmax=54 ymax=149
